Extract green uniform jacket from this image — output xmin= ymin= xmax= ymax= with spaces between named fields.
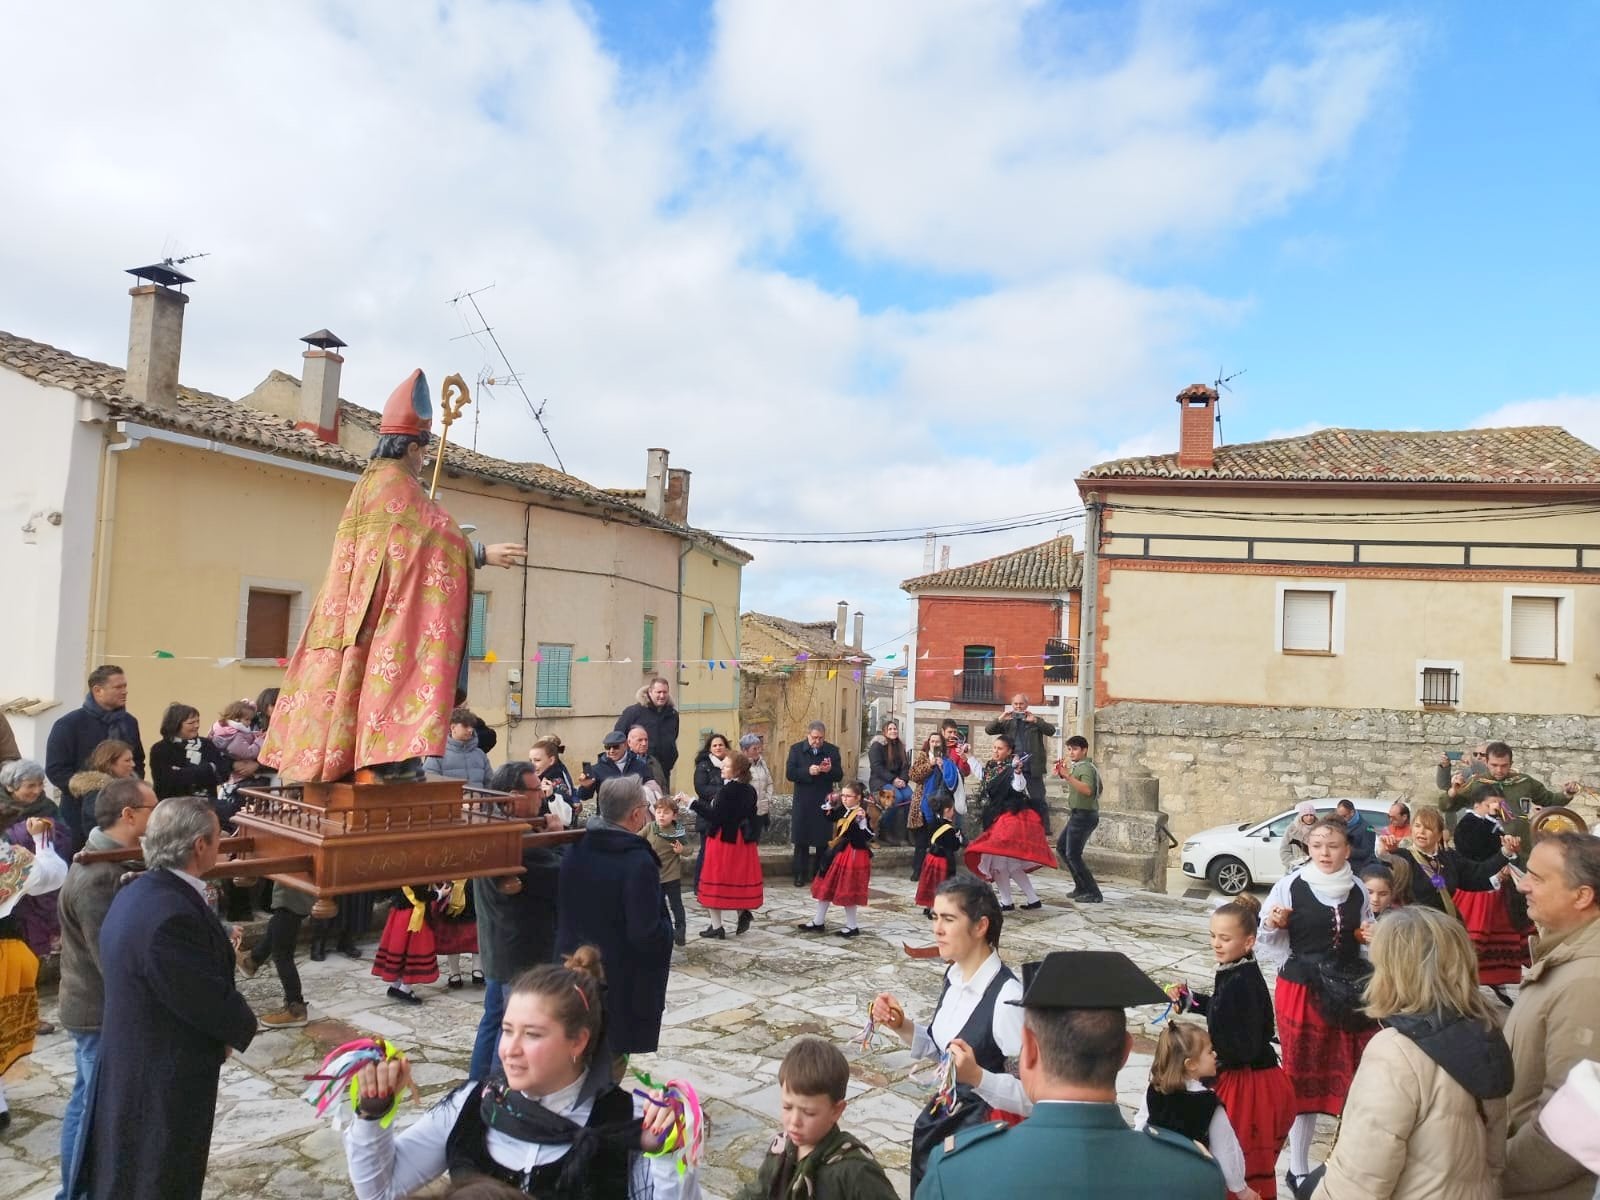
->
xmin=914 ymin=1102 xmax=1225 ymax=1200
xmin=740 ymin=1125 xmax=899 ymax=1200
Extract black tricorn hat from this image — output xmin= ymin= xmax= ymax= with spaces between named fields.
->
xmin=1007 ymin=951 xmax=1169 ymax=1009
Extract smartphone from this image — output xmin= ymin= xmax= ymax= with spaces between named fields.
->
xmin=1015 ymin=753 xmax=1030 ymax=768
xmin=581 ymin=761 xmax=595 ymax=778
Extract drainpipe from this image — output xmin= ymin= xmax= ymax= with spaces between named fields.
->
xmin=1078 ymin=492 xmax=1102 ymax=752
xmin=89 ymin=422 xmax=144 ymax=665
xmin=675 ymin=538 xmax=691 ymax=688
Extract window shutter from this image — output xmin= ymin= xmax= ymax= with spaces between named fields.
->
xmin=466 ymin=592 xmax=489 ymax=660
xmin=245 ymin=590 xmax=292 ymax=659
xmin=1282 ymin=590 xmax=1333 ymax=652
xmin=536 ymin=645 xmax=573 ymax=707
xmin=642 ymin=617 xmax=656 ymax=672
xmin=1510 ymin=596 xmax=1559 ymax=659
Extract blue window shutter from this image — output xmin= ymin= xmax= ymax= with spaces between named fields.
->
xmin=536 ymin=645 xmax=573 ymax=708
xmin=467 ymin=592 xmax=489 ymax=659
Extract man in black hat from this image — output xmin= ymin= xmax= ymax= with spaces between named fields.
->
xmin=915 ymin=951 xmax=1225 ymax=1199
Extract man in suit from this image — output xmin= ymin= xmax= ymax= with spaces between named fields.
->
xmin=917 ymin=951 xmax=1225 ymax=1199
xmin=73 ymin=795 xmax=257 ymax=1200
xmin=786 ymin=721 xmax=843 ymax=887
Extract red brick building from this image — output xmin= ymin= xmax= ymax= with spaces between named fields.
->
xmin=902 ymin=536 xmax=1082 ymax=749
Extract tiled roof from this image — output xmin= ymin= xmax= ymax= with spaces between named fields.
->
xmin=902 ymin=535 xmax=1082 ymax=593
xmin=0 ymin=329 xmax=750 ymax=562
xmin=1080 ymin=426 xmax=1600 ymax=485
xmin=740 ymin=612 xmax=874 ymax=663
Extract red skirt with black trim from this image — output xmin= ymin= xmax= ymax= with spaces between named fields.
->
xmin=432 ymin=916 xmax=478 ymax=956
xmin=371 ymin=908 xmax=439 ymax=985
xmin=1454 ymin=887 xmax=1530 ymax=986
xmin=1274 ymin=977 xmax=1374 ymax=1116
xmin=965 ymin=809 xmax=1055 ymax=876
xmin=1215 ymin=1065 xmax=1297 ymax=1199
xmin=697 ymin=835 xmax=764 ymax=912
xmin=812 ymin=845 xmax=871 ymax=907
xmin=915 ymin=855 xmax=950 ymax=908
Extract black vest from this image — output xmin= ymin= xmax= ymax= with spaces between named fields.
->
xmin=1144 ymin=1085 xmax=1220 ymax=1147
xmin=1280 ymin=874 xmax=1365 ymax=985
xmin=929 ymin=959 xmax=1017 ymax=1074
xmin=444 ymin=1082 xmax=634 ymax=1198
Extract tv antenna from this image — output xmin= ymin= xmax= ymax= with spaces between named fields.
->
xmin=1212 ymin=366 xmax=1245 ymax=446
xmin=448 ymin=284 xmax=566 ymax=472
xmin=164 ymin=252 xmax=210 ymax=268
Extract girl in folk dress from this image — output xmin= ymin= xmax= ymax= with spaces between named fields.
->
xmin=690 ymin=750 xmax=762 ymax=940
xmin=431 ymin=879 xmax=480 ymax=989
xmin=915 ymin=795 xmax=966 ymax=917
xmin=1450 ymin=793 xmax=1533 ymax=988
xmin=1257 ymin=818 xmax=1377 ymax=1195
xmin=1170 ymin=895 xmax=1295 ymax=1199
xmin=800 ymin=780 xmax=875 ymax=937
xmin=1135 ymin=1021 xmax=1258 ymax=1200
xmin=964 ymin=735 xmax=1055 ymax=911
xmin=372 ymin=883 xmax=440 ymax=1005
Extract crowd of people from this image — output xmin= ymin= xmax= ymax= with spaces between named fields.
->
xmin=4 ymin=667 xmax=1600 ymax=1200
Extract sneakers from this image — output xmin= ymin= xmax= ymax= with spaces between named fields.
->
xmin=836 ymin=927 xmax=861 ymax=939
xmin=736 ymin=910 xmax=753 ymax=936
xmin=699 ymin=927 xmax=726 ymax=940
xmin=259 ymin=1002 xmax=309 ymax=1029
xmin=236 ymin=944 xmax=260 ymax=978
xmin=387 ymin=985 xmax=420 ymax=1005
xmin=797 ymin=922 xmax=826 ymax=933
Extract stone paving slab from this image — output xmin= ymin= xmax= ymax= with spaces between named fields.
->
xmin=3 ymin=870 xmax=1336 ymax=1199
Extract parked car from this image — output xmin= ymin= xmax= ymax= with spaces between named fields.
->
xmin=1181 ymin=799 xmax=1391 ymax=895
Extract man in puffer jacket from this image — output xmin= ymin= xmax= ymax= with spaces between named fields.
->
xmin=422 ymin=707 xmax=491 ymax=787
xmin=613 ymin=677 xmax=680 ymax=786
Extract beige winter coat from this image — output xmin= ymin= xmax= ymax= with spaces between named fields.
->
xmin=1312 ymin=1028 xmax=1506 ymax=1200
xmin=1503 ymin=915 xmax=1600 ymax=1200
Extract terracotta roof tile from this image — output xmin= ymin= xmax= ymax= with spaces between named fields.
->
xmin=0 ymin=329 xmax=750 ymax=563
xmin=740 ymin=613 xmax=874 ymax=662
xmin=901 ymin=535 xmax=1081 ymax=593
xmin=1080 ymin=426 xmax=1600 ymax=485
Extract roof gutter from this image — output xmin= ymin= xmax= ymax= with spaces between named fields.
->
xmin=116 ymin=421 xmax=360 ymax=482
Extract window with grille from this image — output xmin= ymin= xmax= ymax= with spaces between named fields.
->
xmin=1509 ymin=595 xmax=1559 ymax=661
xmin=245 ymin=589 xmax=292 ymax=659
xmin=466 ymin=592 xmax=489 ymax=660
xmin=961 ymin=645 xmax=996 ymax=703
xmin=1420 ymin=667 xmax=1460 ymax=707
xmin=536 ymin=644 xmax=573 ymax=708
xmin=1281 ymin=589 xmax=1334 ymax=654
xmin=642 ymin=617 xmax=656 ymax=672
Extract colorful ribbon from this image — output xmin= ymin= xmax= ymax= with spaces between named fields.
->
xmin=632 ymin=1069 xmax=705 ymax=1178
xmin=302 ymin=1037 xmax=415 ymax=1129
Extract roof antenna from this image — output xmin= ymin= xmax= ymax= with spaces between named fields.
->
xmin=448 ymin=284 xmax=566 ymax=473
xmin=1212 ymin=366 xmax=1245 ymax=446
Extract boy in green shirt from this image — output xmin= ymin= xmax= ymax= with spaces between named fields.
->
xmin=1053 ymin=735 xmax=1104 ymax=902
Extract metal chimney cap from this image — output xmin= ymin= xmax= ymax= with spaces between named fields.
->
xmin=300 ymin=329 xmax=348 ymax=350
xmin=126 ymin=262 xmax=194 ymax=289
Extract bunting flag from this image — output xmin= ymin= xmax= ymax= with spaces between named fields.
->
xmin=795 ymin=652 xmax=810 ymax=662
xmin=852 ymin=670 xmax=862 ymax=681
xmin=577 ymin=655 xmax=591 ymax=662
xmin=483 ymin=650 xmax=498 ymax=663
xmin=761 ymin=655 xmax=774 ymax=663
xmin=152 ymin=650 xmax=175 ymax=659
xmin=827 ymin=668 xmax=837 ymax=680
xmin=532 ymin=650 xmax=543 ymax=663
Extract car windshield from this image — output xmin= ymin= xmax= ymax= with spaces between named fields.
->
xmin=1257 ymin=804 xmax=1384 ymax=838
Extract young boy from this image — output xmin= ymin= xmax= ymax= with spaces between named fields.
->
xmin=742 ymin=1037 xmax=897 ymax=1200
xmin=642 ymin=793 xmax=691 ymax=947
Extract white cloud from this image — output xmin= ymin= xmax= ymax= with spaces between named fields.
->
xmin=1473 ymin=396 xmax=1600 ymax=450
xmin=0 ymin=0 xmax=1413 ymax=638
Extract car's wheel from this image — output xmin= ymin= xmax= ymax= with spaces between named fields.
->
xmin=1208 ymin=855 xmax=1251 ymax=896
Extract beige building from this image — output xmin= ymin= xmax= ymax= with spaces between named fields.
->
xmin=0 ymin=268 xmax=749 ymax=778
xmin=739 ymin=607 xmax=872 ymax=780
xmin=1078 ymin=384 xmax=1600 ymax=841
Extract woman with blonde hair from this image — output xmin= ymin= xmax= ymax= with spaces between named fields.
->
xmin=1309 ymin=905 xmax=1512 ymax=1199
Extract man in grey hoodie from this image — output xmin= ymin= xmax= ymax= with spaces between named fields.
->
xmin=55 ymin=776 xmax=155 ymax=1200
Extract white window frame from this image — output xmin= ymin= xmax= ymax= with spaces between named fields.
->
xmin=1502 ymin=587 xmax=1573 ymax=664
xmin=1274 ymin=581 xmax=1345 ymax=655
xmin=236 ymin=576 xmax=309 ymax=665
xmin=1415 ymin=659 xmax=1465 ymax=709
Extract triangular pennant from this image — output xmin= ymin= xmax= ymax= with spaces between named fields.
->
xmin=483 ymin=650 xmax=499 ymax=663
xmin=577 ymin=655 xmax=591 ymax=663
xmin=852 ymin=670 xmax=862 ymax=681
xmin=620 ymin=657 xmax=633 ymax=664
xmin=532 ymin=650 xmax=543 ymax=663
xmin=761 ymin=655 xmax=774 ymax=663
xmin=885 ymin=653 xmax=897 ymax=660
xmin=152 ymin=650 xmax=175 ymax=659
xmin=215 ymin=657 xmax=239 ymax=668
xmin=827 ymin=668 xmax=837 ymax=680
xmin=795 ymin=652 xmax=810 ymax=662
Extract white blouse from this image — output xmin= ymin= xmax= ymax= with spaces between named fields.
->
xmin=344 ymin=1075 xmax=683 ymax=1200
xmin=1256 ymin=866 xmax=1374 ymax=961
xmin=908 ymin=950 xmax=1031 ymax=1116
xmin=1133 ymin=1079 xmax=1248 ymax=1192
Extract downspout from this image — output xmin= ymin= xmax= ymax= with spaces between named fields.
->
xmin=675 ymin=539 xmax=691 ymax=684
xmin=513 ymin=501 xmax=532 ymax=728
xmin=90 ymin=422 xmax=144 ymax=665
xmin=1078 ymin=492 xmax=1102 ymax=752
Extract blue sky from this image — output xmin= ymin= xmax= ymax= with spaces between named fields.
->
xmin=3 ymin=0 xmax=1597 ymax=641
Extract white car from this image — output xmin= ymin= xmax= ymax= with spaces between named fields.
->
xmin=1181 ymin=799 xmax=1391 ymax=895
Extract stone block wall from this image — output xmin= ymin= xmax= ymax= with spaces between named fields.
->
xmin=1096 ymin=701 xmax=1600 ymax=842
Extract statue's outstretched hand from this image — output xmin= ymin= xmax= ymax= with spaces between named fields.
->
xmin=484 ymin=543 xmax=527 ymax=568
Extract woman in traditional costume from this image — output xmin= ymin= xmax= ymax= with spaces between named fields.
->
xmin=870 ymin=878 xmax=1029 ymax=1196
xmin=0 ymin=819 xmax=68 ymax=1132
xmin=1444 ymin=793 xmax=1533 ymax=990
xmin=1257 ymin=817 xmax=1376 ymax=1195
xmin=690 ymin=750 xmax=762 ymax=940
xmin=964 ymin=735 xmax=1055 ymax=911
xmin=344 ymin=946 xmax=681 ymax=1199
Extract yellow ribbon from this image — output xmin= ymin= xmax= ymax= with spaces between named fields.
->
xmin=401 ymin=886 xmax=427 ymax=933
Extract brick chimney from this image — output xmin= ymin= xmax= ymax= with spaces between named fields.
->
xmin=297 ymin=329 xmax=347 ymax=442
xmin=664 ymin=467 xmax=691 ymax=524
xmin=124 ymin=262 xmax=192 ymax=407
xmin=644 ymin=448 xmax=669 ymax=516
xmin=1176 ymin=383 xmax=1219 ymax=470
xmin=834 ymin=601 xmax=848 ymax=645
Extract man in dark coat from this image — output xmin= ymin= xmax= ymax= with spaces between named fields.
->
xmin=786 ymin=721 xmax=844 ymax=887
xmin=986 ymin=694 xmax=1055 ymax=831
xmin=556 ymin=775 xmax=673 ymax=1057
xmin=74 ymin=795 xmax=256 ymax=1200
xmin=45 ymin=665 xmax=144 ymax=797
xmin=579 ymin=730 xmax=655 ymax=800
xmin=614 ymin=676 xmax=681 ymax=785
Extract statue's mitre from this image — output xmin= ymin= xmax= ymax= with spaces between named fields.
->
xmin=379 ymin=369 xmax=433 ymax=436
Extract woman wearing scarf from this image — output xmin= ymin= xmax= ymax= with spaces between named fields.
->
xmin=344 ymin=946 xmax=682 ymax=1199
xmin=866 ymin=720 xmax=911 ymax=846
xmin=907 ymin=733 xmax=959 ymax=883
xmin=148 ymin=703 xmax=229 ymax=802
xmin=1257 ymin=817 xmax=1376 ymax=1195
xmin=0 ymin=816 xmax=68 ymax=1132
xmin=690 ymin=733 xmax=730 ymax=889
xmin=1 ymin=760 xmax=74 ymax=994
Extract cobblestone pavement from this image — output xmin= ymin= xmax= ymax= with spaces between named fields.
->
xmin=4 ymin=870 xmax=1333 ymax=1199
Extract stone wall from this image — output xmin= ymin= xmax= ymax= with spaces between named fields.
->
xmin=1096 ymin=701 xmax=1600 ymax=842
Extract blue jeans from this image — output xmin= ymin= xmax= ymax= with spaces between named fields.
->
xmin=59 ymin=1030 xmax=100 ymax=1200
xmin=469 ymin=979 xmax=508 ymax=1081
xmin=1057 ymin=809 xmax=1102 ymax=899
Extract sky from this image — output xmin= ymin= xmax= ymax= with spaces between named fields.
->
xmin=4 ymin=0 xmax=1598 ymax=658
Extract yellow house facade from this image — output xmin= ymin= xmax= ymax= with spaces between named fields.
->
xmin=1077 ymin=384 xmax=1600 ymax=842
xmin=738 ymin=608 xmax=872 ymax=780
xmin=0 ymin=274 xmax=749 ymax=778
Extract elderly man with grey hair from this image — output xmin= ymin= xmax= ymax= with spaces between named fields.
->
xmin=555 ymin=776 xmax=673 ymax=1057
xmin=73 ymin=796 xmax=257 ymax=1200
